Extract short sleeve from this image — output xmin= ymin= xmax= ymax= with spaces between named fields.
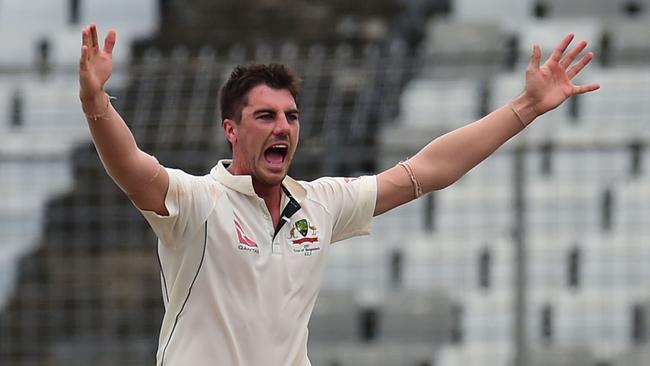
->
xmin=308 ymin=175 xmax=377 ymax=243
xmin=138 ymin=168 xmax=220 ymax=247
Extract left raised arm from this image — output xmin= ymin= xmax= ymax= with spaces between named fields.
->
xmin=374 ymin=33 xmax=600 ymax=216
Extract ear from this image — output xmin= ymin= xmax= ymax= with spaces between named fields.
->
xmin=223 ymin=119 xmax=238 ymax=144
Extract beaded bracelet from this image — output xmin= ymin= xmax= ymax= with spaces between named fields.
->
xmin=398 ymin=160 xmax=423 ymax=199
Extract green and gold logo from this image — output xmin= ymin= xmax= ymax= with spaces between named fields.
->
xmin=295 ymin=219 xmax=309 ymax=237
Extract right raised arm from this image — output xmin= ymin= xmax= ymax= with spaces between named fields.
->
xmin=79 ymin=24 xmax=169 ymax=215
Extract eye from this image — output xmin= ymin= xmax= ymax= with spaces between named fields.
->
xmin=287 ymin=113 xmax=299 ymax=122
xmin=258 ymin=113 xmax=274 ymax=120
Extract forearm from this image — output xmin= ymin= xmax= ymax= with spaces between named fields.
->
xmin=375 ymin=34 xmax=598 ymax=216
xmin=409 ymin=93 xmax=537 ymax=192
xmin=83 ymin=93 xmax=160 ymax=196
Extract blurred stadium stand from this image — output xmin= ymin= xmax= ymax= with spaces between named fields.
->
xmin=2 ymin=1 xmax=650 ymax=366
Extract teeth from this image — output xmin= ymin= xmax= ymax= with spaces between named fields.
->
xmin=271 ymin=144 xmax=288 ymax=149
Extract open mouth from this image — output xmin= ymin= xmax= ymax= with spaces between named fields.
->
xmin=264 ymin=144 xmax=288 ymax=166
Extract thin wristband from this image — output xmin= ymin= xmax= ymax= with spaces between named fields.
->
xmin=398 ymin=160 xmax=423 ymax=199
xmin=509 ymin=101 xmax=536 ymax=128
xmin=83 ymin=93 xmax=116 ymax=121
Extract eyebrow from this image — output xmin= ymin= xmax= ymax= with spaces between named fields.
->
xmin=253 ymin=108 xmax=300 ymax=116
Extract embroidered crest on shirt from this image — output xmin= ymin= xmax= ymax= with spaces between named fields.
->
xmin=234 ymin=219 xmax=259 ymax=254
xmin=288 ymin=219 xmax=321 ymax=256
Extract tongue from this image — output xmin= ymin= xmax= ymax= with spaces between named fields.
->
xmin=265 ymin=150 xmax=284 ymax=164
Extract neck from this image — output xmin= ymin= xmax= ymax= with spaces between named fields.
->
xmin=252 ymin=179 xmax=281 ymax=200
xmin=226 ymin=160 xmax=284 ymax=227
xmin=253 ymin=179 xmax=283 ymax=228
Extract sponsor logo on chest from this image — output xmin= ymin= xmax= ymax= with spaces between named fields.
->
xmin=233 ymin=218 xmax=322 ymax=256
xmin=234 ymin=219 xmax=260 ymax=254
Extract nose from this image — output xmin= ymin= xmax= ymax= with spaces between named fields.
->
xmin=273 ymin=113 xmax=291 ymax=136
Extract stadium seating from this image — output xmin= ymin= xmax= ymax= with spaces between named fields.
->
xmin=333 ymin=343 xmax=436 ymax=366
xmin=613 ymin=345 xmax=650 ymax=366
xmin=308 ymin=289 xmax=360 ymax=345
xmin=321 ymin=235 xmax=390 ymax=290
xmin=420 ymin=19 xmax=507 ymax=78
xmin=518 ymin=19 xmax=602 ymax=66
xmin=7 ymin=76 xmax=88 ymax=151
xmin=552 ymin=290 xmax=634 ymax=356
xmin=526 ymin=235 xmax=584 ymax=291
xmin=577 ymin=67 xmax=650 ymax=142
xmin=309 ymin=287 xmax=454 ymax=366
xmin=602 ymin=18 xmax=650 ymax=66
xmin=379 ymin=288 xmax=455 ymax=343
xmin=0 ymin=1 xmax=66 ymax=65
xmin=453 ymin=0 xmax=529 ymax=32
xmin=461 ymin=290 xmax=512 ymax=346
xmin=581 ymin=235 xmax=650 ymax=293
xmin=524 ymin=148 xmax=628 ymax=236
xmin=535 ymin=0 xmax=625 ymax=18
xmin=395 ymin=77 xmax=481 ymax=130
xmin=434 ymin=152 xmax=513 ymax=240
xmin=613 ymin=176 xmax=650 ymax=236
xmin=529 ymin=345 xmax=598 ymax=366
xmin=0 ymin=0 xmax=156 ymax=66
xmin=398 ymin=233 xmax=514 ymax=295
xmin=436 ymin=341 xmax=512 ymax=366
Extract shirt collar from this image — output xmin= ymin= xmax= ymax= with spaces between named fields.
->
xmin=210 ymin=159 xmax=306 ymax=203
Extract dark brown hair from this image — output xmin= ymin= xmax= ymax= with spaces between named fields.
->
xmin=219 ymin=63 xmax=302 ymax=123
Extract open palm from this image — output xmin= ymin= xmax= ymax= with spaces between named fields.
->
xmin=524 ymin=34 xmax=600 ymax=116
xmin=79 ymin=24 xmax=116 ymax=104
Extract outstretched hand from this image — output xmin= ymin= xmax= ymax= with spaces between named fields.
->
xmin=79 ymin=24 xmax=116 ymax=107
xmin=523 ymin=33 xmax=600 ymax=117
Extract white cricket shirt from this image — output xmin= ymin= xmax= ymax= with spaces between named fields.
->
xmin=139 ymin=160 xmax=377 ymax=366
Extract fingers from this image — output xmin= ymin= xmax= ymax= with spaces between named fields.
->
xmin=559 ymin=40 xmax=587 ymax=69
xmin=103 ymin=30 xmax=117 ymax=55
xmin=81 ymin=26 xmax=91 ymax=49
xmin=528 ymin=44 xmax=541 ymax=71
xmin=81 ymin=25 xmax=96 ymax=57
xmin=80 ymin=45 xmax=89 ymax=69
xmin=573 ymin=82 xmax=600 ymax=95
xmin=566 ymin=51 xmax=594 ymax=79
xmin=90 ymin=24 xmax=99 ymax=49
xmin=549 ymin=33 xmax=574 ymax=63
xmin=80 ymin=26 xmax=92 ymax=68
xmin=81 ymin=24 xmax=116 ymax=61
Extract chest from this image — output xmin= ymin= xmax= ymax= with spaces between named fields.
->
xmin=206 ymin=194 xmax=333 ymax=282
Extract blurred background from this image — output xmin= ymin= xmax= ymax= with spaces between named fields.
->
xmin=1 ymin=0 xmax=650 ymax=365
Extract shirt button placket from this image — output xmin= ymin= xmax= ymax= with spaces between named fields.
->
xmin=270 ymin=231 xmax=280 ymax=254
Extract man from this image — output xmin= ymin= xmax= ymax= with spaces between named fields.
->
xmin=79 ymin=24 xmax=599 ymax=366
